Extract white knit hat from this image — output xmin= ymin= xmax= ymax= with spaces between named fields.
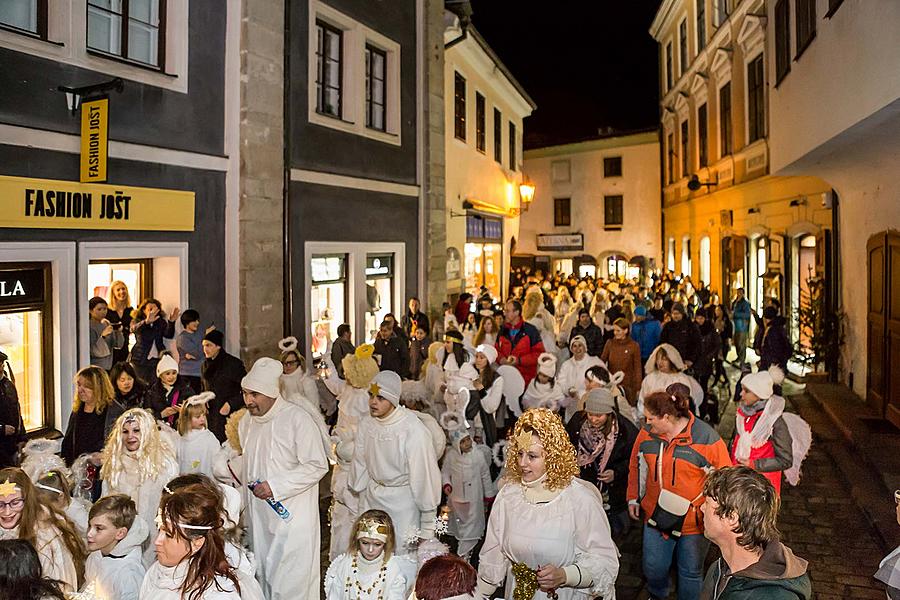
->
xmin=537 ymin=353 xmax=557 ymax=378
xmin=741 ymin=366 xmax=785 ymax=400
xmin=475 ymin=344 xmax=498 ymax=365
xmin=569 ymin=335 xmax=588 ymax=351
xmin=370 ymin=370 xmax=402 ymax=406
xmin=241 ymin=357 xmax=283 ymax=399
xmin=156 ymin=354 xmax=179 ymax=377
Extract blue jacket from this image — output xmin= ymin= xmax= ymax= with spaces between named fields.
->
xmin=732 ymin=298 xmax=752 ymax=333
xmin=631 ymin=318 xmax=662 ymax=362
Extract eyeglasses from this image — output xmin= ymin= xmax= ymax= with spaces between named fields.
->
xmin=0 ymin=498 xmax=24 ymax=512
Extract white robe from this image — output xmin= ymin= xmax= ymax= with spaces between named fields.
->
xmin=140 ymin=560 xmax=264 ymax=600
xmin=281 ymin=369 xmax=336 ymax=464
xmin=178 ymin=427 xmax=221 ymax=477
xmin=478 ymin=479 xmax=619 ymax=600
xmin=83 ymin=515 xmax=147 ymax=600
xmin=442 ymin=446 xmax=496 ymax=558
xmin=329 ymin=383 xmax=369 ymax=559
xmin=324 ymin=552 xmax=417 ymax=600
xmin=239 ymin=397 xmax=329 ymax=600
xmin=556 ymin=355 xmax=604 ymax=422
xmin=522 ymin=380 xmax=565 ymax=413
xmin=0 ymin=514 xmax=78 ymax=593
xmin=349 ymin=406 xmax=442 ymax=550
xmin=637 ymin=370 xmax=703 ymax=419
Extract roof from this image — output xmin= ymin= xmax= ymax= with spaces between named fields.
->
xmin=458 ymin=25 xmax=537 ymax=111
xmin=523 ymin=128 xmax=659 ymax=159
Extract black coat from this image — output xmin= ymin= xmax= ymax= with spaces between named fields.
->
xmin=694 ymin=323 xmax=723 ymax=378
xmin=570 ymin=322 xmax=605 ymax=357
xmin=202 ymin=351 xmax=247 ymax=442
xmin=373 ymin=334 xmax=410 ymax=379
xmin=659 ymin=318 xmax=702 ymax=365
xmin=61 ymin=406 xmax=107 ymax=466
xmin=105 ymin=306 xmax=133 ymax=365
xmin=401 ymin=311 xmax=430 ymax=339
xmin=566 ymin=411 xmax=638 ymax=513
xmin=0 ymin=376 xmax=25 ymax=468
xmin=143 ymin=379 xmax=196 ymax=426
xmin=756 ymin=317 xmax=792 ymax=371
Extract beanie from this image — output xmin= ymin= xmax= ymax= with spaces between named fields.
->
xmin=634 ymin=305 xmax=647 ymax=317
xmin=537 ymin=353 xmax=557 ymax=378
xmin=369 ymin=370 xmax=402 ymax=406
xmin=156 ymin=354 xmax=179 ymax=377
xmin=584 ymin=387 xmax=616 ymax=415
xmin=475 ymin=344 xmax=498 ymax=365
xmin=671 ymin=302 xmax=686 ymax=316
xmin=240 ymin=357 xmax=283 ymax=399
xmin=203 ymin=329 xmax=225 ymax=347
xmin=741 ymin=366 xmax=785 ymax=400
xmin=569 ymin=335 xmax=588 ymax=351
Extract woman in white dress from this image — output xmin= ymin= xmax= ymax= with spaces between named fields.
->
xmin=521 ymin=354 xmax=565 ymax=413
xmin=324 ymin=510 xmax=416 ymax=600
xmin=477 ymin=408 xmax=619 ymax=600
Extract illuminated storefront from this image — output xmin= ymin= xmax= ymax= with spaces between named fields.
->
xmin=465 ymin=214 xmax=503 ymax=300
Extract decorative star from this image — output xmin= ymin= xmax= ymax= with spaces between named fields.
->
xmin=0 ymin=479 xmax=18 ymax=497
xmin=515 ymin=428 xmax=534 ymax=451
xmin=369 ymin=382 xmax=380 ymax=397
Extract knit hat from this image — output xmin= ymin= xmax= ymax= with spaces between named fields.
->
xmin=584 ymin=387 xmax=616 ymax=415
xmin=156 ymin=354 xmax=179 ymax=377
xmin=203 ymin=329 xmax=225 ymax=347
xmin=671 ymin=302 xmax=686 ymax=316
xmin=537 ymin=353 xmax=557 ymax=378
xmin=569 ymin=335 xmax=588 ymax=351
xmin=369 ymin=370 xmax=402 ymax=406
xmin=475 ymin=344 xmax=498 ymax=365
xmin=634 ymin=305 xmax=647 ymax=316
xmin=741 ymin=366 xmax=785 ymax=400
xmin=241 ymin=357 xmax=283 ymax=399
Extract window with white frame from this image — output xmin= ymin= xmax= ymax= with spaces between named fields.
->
xmin=87 ymin=0 xmax=165 ymax=68
xmin=316 ymin=20 xmax=343 ymax=118
xmin=0 ymin=0 xmax=44 ymax=36
xmin=667 ymin=238 xmax=676 ymax=272
xmin=699 ymin=236 xmax=711 ymax=283
xmin=365 ymin=43 xmax=386 ymax=130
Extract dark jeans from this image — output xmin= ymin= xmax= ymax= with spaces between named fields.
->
xmin=642 ymin=526 xmax=709 ymax=600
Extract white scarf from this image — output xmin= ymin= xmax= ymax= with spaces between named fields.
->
xmin=734 ymin=395 xmax=785 ymax=463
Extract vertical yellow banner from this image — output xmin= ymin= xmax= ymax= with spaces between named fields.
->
xmin=80 ymin=97 xmax=109 ymax=183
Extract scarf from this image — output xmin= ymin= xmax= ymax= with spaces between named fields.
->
xmin=734 ymin=395 xmax=785 ymax=463
xmin=576 ymin=417 xmax=618 ymax=472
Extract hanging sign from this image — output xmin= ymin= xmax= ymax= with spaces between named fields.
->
xmin=0 ymin=268 xmax=45 ymax=308
xmin=0 ymin=175 xmax=195 ymax=231
xmin=536 ymin=233 xmax=583 ymax=251
xmin=80 ymin=97 xmax=109 ymax=183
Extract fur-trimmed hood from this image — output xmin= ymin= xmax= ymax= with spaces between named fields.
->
xmin=645 ymin=343 xmax=686 ymax=373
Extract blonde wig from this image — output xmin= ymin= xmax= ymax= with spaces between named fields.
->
xmin=420 ymin=341 xmax=444 ymax=379
xmin=522 ymin=287 xmax=544 ymax=321
xmin=342 ymin=345 xmax=380 ymax=389
xmin=504 ymin=408 xmax=578 ymax=491
xmin=224 ymin=408 xmax=247 ymax=453
xmin=72 ymin=366 xmax=114 ymax=414
xmin=100 ymin=407 xmax=177 ymax=489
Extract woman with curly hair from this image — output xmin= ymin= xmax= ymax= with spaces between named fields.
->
xmin=61 ymin=366 xmax=115 ymax=469
xmin=142 ymin=482 xmax=264 ymax=599
xmin=0 ymin=468 xmax=85 ymax=593
xmin=477 ymin=408 xmax=619 ymax=600
xmin=101 ymin=407 xmax=179 ymax=566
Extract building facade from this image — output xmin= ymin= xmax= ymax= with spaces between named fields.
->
xmin=0 ymin=1 xmax=235 ymax=433
xmin=519 ymin=131 xmax=661 ymax=280
xmin=765 ymin=0 xmax=900 ymax=416
xmin=439 ymin=19 xmax=535 ymax=303
xmin=650 ymin=0 xmax=833 ymax=325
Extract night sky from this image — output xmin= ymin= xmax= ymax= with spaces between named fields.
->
xmin=468 ymin=1 xmax=664 ymax=149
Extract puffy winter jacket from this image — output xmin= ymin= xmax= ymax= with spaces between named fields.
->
xmin=631 ymin=317 xmax=662 ymax=362
xmin=496 ymin=318 xmax=545 ymax=385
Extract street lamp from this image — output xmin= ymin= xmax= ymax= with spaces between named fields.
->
xmin=517 ymin=177 xmax=535 ymax=213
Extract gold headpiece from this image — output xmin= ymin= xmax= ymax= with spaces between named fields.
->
xmin=368 ymin=382 xmax=381 ymax=397
xmin=356 ymin=517 xmax=389 ymax=542
xmin=0 ymin=479 xmax=19 ymax=496
xmin=355 ymin=344 xmax=375 ymax=360
xmin=515 ymin=427 xmax=536 ymax=451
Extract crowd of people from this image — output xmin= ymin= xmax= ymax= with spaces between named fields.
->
xmin=0 ymin=268 xmax=889 ymax=600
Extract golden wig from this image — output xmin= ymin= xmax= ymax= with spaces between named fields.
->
xmin=225 ymin=408 xmax=247 ymax=453
xmin=504 ymin=408 xmax=578 ymax=491
xmin=100 ymin=407 xmax=177 ymax=489
xmin=522 ymin=287 xmax=544 ymax=321
xmin=342 ymin=344 xmax=380 ymax=389
xmin=420 ymin=341 xmax=444 ymax=379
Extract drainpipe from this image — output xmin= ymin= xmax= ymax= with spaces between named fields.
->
xmin=282 ymin=0 xmax=293 ymax=338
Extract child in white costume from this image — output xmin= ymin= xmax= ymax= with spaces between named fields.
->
xmin=637 ymin=343 xmax=703 ymax=418
xmin=441 ymin=429 xmax=496 ymax=561
xmin=324 ymin=510 xmax=416 ymax=600
xmin=22 ymin=440 xmax=92 ymax=541
xmin=100 ymin=407 xmax=179 ymax=567
xmin=278 ymin=336 xmax=335 ymax=464
xmin=556 ymin=335 xmax=603 ymax=423
xmin=83 ymin=494 xmax=147 ymax=600
xmin=522 ymin=353 xmax=565 ymax=412
xmin=177 ymin=392 xmax=221 ymax=477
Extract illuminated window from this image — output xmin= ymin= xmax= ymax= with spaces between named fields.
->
xmin=365 ymin=254 xmax=393 ymax=344
xmin=310 ymin=255 xmax=346 ymax=358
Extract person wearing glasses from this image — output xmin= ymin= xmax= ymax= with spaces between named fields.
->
xmin=876 ymin=490 xmax=900 ymax=598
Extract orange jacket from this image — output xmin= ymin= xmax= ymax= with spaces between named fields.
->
xmin=627 ymin=414 xmax=731 ymax=536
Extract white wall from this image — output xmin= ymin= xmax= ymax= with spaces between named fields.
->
xmin=520 ymin=135 xmax=661 ymax=270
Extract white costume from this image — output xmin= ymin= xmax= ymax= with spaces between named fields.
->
xmin=478 ymin=478 xmax=619 ymax=600
xmin=349 ymin=372 xmax=442 ymax=551
xmin=140 ymin=560 xmax=264 ymax=600
xmin=638 ymin=344 xmax=703 ymax=418
xmin=324 ymin=553 xmax=417 ymax=600
xmin=239 ymin=358 xmax=329 ymax=600
xmin=556 ymin=353 xmax=603 ymax=422
xmin=329 ymin=379 xmax=370 ymax=559
xmin=442 ymin=432 xmax=496 ymax=559
xmin=280 ymin=367 xmax=335 ymax=464
xmin=178 ymin=427 xmax=221 ymax=477
xmin=83 ymin=515 xmax=148 ymax=600
xmin=522 ymin=379 xmax=565 ymax=413
xmin=0 ymin=510 xmax=78 ymax=593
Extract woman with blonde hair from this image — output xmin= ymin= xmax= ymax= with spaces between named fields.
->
xmin=477 ymin=408 xmax=619 ymax=600
xmin=62 ymin=367 xmax=115 ymax=476
xmin=472 ymin=313 xmax=498 ymax=348
xmin=106 ymin=280 xmax=134 ymax=365
xmin=101 ymin=407 xmax=179 ymax=566
xmin=0 ymin=467 xmax=86 ymax=593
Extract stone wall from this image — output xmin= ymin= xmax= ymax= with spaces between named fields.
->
xmin=239 ymin=0 xmax=285 ymax=363
xmin=424 ymin=0 xmax=447 ymax=316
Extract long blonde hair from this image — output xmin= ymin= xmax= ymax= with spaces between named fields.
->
xmin=472 ymin=316 xmax=496 ymax=347
xmin=100 ymin=408 xmax=177 ymax=489
xmin=107 ymin=280 xmax=131 ymax=310
xmin=73 ymin=366 xmax=114 ymax=414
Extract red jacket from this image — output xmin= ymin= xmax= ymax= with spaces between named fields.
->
xmin=496 ymin=318 xmax=545 ymax=385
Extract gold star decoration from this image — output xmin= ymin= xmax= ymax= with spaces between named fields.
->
xmin=515 ymin=428 xmax=535 ymax=451
xmin=0 ymin=479 xmax=19 ymax=497
xmin=369 ymin=382 xmax=381 ymax=397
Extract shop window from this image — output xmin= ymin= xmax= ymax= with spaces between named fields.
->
xmin=310 ymin=255 xmax=346 ymax=359
xmin=578 ymin=263 xmax=596 ymax=279
xmin=365 ymin=254 xmax=393 ymax=344
xmin=0 ymin=265 xmax=52 ymax=432
xmin=749 ymin=237 xmax=768 ymax=311
xmin=465 ymin=214 xmax=503 ymax=299
xmin=88 ymin=259 xmax=152 ymax=351
xmin=607 ymin=256 xmax=629 ymax=280
xmin=87 ymin=0 xmax=166 ymax=68
xmin=553 ymin=259 xmax=574 ymax=276
xmin=699 ymin=236 xmax=711 ymax=283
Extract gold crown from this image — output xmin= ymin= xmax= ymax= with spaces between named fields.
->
xmin=357 ymin=518 xmax=390 ymax=541
xmin=0 ymin=479 xmax=18 ymax=497
xmin=355 ymin=344 xmax=375 ymax=360
xmin=515 ymin=428 xmax=536 ymax=451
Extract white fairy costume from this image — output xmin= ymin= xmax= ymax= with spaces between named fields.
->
xmin=83 ymin=514 xmax=148 ymax=600
xmin=442 ymin=432 xmax=496 ymax=559
xmin=324 ymin=552 xmax=417 ymax=600
xmin=637 ymin=343 xmax=704 ymax=418
xmin=556 ymin=353 xmax=603 ymax=423
xmin=522 ymin=379 xmax=565 ymax=413
xmin=178 ymin=427 xmax=221 ymax=477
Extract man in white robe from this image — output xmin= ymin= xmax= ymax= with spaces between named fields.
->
xmin=238 ymin=357 xmax=329 ymax=600
xmin=349 ymin=370 xmax=442 ymax=553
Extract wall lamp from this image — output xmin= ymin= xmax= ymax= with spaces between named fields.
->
xmin=789 ymin=197 xmax=807 ymax=207
xmin=748 ymin=207 xmax=761 ymax=214
xmin=687 ymin=173 xmax=718 ymax=191
xmin=57 ymin=77 xmax=125 ymax=115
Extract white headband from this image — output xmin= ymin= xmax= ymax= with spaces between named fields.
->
xmin=156 ymin=508 xmax=215 ymax=532
xmin=34 ymin=483 xmax=62 ymax=495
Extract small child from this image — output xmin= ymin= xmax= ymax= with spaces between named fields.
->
xmin=33 ymin=470 xmax=91 ymax=542
xmin=521 ymin=353 xmax=565 ymax=413
xmin=177 ymin=392 xmax=221 ymax=477
xmin=175 ymin=308 xmax=206 ymax=394
xmin=324 ymin=510 xmax=416 ymax=600
xmin=144 ymin=353 xmax=195 ymax=426
xmin=84 ymin=494 xmax=148 ymax=600
xmin=408 ymin=328 xmax=430 ymax=381
xmin=441 ymin=429 xmax=496 ymax=562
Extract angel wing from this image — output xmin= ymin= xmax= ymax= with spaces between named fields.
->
xmin=496 ymin=365 xmax=525 ymax=417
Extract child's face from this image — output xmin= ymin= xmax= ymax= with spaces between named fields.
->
xmin=160 ymin=370 xmax=178 ymax=386
xmin=459 ymin=436 xmax=473 ymax=453
xmin=191 ymin=412 xmax=207 ymax=430
xmin=185 ymin=320 xmax=200 ymax=333
xmin=415 ymin=329 xmax=426 ymax=341
xmin=358 ymin=537 xmax=385 ymax=561
xmin=87 ymin=514 xmax=127 ymax=555
xmin=537 ymin=373 xmax=551 ymax=384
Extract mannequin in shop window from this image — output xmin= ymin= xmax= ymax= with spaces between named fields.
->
xmin=0 ymin=351 xmax=25 ymax=468
xmin=130 ymin=299 xmax=179 ymax=385
xmin=106 ymin=280 xmax=134 ymax=366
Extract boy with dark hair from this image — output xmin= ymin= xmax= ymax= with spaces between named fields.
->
xmin=176 ymin=308 xmax=206 ymax=393
xmin=85 ymin=494 xmax=148 ymax=600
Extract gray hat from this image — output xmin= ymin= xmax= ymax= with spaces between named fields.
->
xmin=584 ymin=388 xmax=616 ymax=415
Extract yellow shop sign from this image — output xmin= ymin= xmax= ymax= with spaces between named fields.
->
xmin=0 ymin=175 xmax=195 ymax=231
xmin=80 ymin=97 xmax=108 ymax=183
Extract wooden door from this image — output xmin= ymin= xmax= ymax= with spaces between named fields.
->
xmin=868 ymin=231 xmax=900 ymax=425
xmin=885 ymin=234 xmax=900 ymax=427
